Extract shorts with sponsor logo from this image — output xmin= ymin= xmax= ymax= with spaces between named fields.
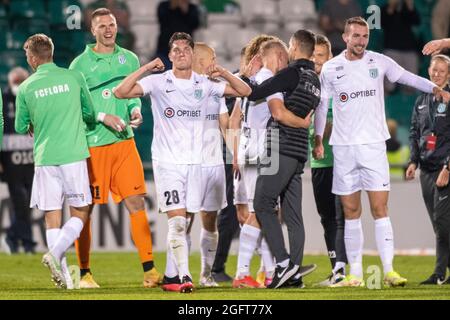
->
xmin=201 ymin=165 xmax=227 ymax=212
xmin=233 ymin=164 xmax=258 ymax=212
xmin=332 ymin=142 xmax=390 ymax=195
xmin=88 ymin=138 xmax=146 ymax=204
xmin=30 ymin=160 xmax=92 ymax=210
xmin=153 ymin=160 xmax=202 ymax=213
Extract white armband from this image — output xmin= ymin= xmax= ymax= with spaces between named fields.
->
xmin=97 ymin=112 xmax=106 ymax=122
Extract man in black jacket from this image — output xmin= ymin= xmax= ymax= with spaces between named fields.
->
xmin=406 ymin=54 xmax=450 ymax=285
xmin=242 ymin=30 xmax=321 ymax=289
xmin=0 ymin=67 xmax=35 ymax=254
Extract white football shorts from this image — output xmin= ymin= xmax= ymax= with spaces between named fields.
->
xmin=201 ymin=165 xmax=227 ymax=212
xmin=30 ymin=159 xmax=92 ymax=210
xmin=153 ymin=160 xmax=202 ymax=213
xmin=332 ymin=142 xmax=390 ymax=195
xmin=233 ymin=164 xmax=258 ymax=212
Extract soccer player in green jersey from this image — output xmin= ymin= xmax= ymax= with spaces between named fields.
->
xmin=15 ymin=34 xmax=122 ymax=289
xmin=69 ymin=8 xmax=162 ymax=289
xmin=309 ymin=35 xmax=347 ymax=287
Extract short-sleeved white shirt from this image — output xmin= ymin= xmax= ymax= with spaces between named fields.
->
xmin=138 ymin=70 xmax=226 ymax=164
xmin=202 ymin=93 xmax=228 ymax=166
xmin=238 ymin=68 xmax=283 ymax=163
xmin=320 ymin=50 xmax=405 ymax=145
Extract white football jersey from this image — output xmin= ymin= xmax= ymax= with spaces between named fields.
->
xmin=238 ymin=68 xmax=283 ymax=163
xmin=320 ymin=50 xmax=405 ymax=145
xmin=138 ymin=70 xmax=226 ymax=164
xmin=202 ymin=93 xmax=228 ymax=166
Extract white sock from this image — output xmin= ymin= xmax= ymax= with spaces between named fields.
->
xmin=51 ymin=217 xmax=84 ymax=261
xmin=333 ymin=261 xmax=347 ymax=275
xmin=46 ymin=228 xmax=60 ymax=250
xmin=236 ymin=224 xmax=260 ymax=278
xmin=260 ymin=237 xmax=275 ymax=277
xmin=375 ymin=217 xmax=394 ymax=274
xmin=165 ymin=238 xmax=179 ymax=278
xmin=344 ymin=219 xmax=364 ymax=278
xmin=200 ymin=228 xmax=218 ymax=276
xmin=167 ymin=216 xmax=191 ymax=279
xmin=186 ymin=233 xmax=192 ymax=254
xmin=46 ymin=228 xmax=74 ymax=288
xmin=277 ymin=258 xmax=289 ymax=268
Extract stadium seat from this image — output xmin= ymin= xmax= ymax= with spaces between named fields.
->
xmin=10 ymin=0 xmax=47 ymax=19
xmin=207 ymin=13 xmax=243 ymax=29
xmin=237 ymin=0 xmax=279 ymax=27
xmin=279 ymin=0 xmax=317 ymax=25
xmin=128 ymin=0 xmax=159 ymax=24
xmin=5 ymin=31 xmax=28 ymax=50
xmin=195 ymin=27 xmax=231 ymax=59
xmin=131 ymin=22 xmax=158 ymax=58
xmin=226 ymin=28 xmax=260 ymax=55
xmin=12 ymin=19 xmax=50 ymax=35
xmin=385 ymin=93 xmax=417 ymax=128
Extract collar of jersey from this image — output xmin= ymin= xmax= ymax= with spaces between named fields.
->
xmin=36 ymin=62 xmax=57 ymax=72
xmin=85 ymin=44 xmax=121 ymax=61
xmin=289 ymin=59 xmax=314 ymax=70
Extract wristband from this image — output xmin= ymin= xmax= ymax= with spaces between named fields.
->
xmin=97 ymin=112 xmax=106 ymax=122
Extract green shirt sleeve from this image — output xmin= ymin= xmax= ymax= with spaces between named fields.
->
xmin=14 ymin=88 xmax=31 ymax=134
xmin=73 ymin=70 xmax=97 ymax=126
xmin=0 ymin=89 xmax=3 ymax=149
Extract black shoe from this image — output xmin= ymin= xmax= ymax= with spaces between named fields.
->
xmin=284 ymin=274 xmax=305 ymax=288
xmin=297 ymin=264 xmax=317 ymax=278
xmin=212 ymin=271 xmax=233 ymax=283
xmin=267 ymin=262 xmax=299 ymax=289
xmin=444 ymin=277 xmax=450 ymax=284
xmin=162 ymin=275 xmax=181 ymax=285
xmin=420 ymin=274 xmax=446 ymax=285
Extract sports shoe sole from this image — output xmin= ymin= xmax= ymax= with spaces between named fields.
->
xmin=42 ymin=254 xmax=66 ymax=289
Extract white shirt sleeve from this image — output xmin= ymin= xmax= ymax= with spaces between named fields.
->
xmin=396 ymin=70 xmax=436 ymax=94
xmin=210 ymin=81 xmax=227 ymax=98
xmin=219 ymin=97 xmax=228 ymax=114
xmin=382 ymin=54 xmax=406 ymax=83
xmin=314 ymin=71 xmax=332 ymax=138
xmin=137 ymin=75 xmax=154 ymax=95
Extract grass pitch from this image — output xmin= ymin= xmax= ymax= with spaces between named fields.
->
xmin=0 ymin=252 xmax=449 ymax=300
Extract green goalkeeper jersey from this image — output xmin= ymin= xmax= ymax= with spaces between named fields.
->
xmin=15 ymin=62 xmax=96 ymax=166
xmin=69 ymin=44 xmax=141 ymax=147
xmin=308 ymin=98 xmax=334 ymax=168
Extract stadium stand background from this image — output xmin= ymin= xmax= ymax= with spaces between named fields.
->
xmin=0 ymin=0 xmax=445 ymax=175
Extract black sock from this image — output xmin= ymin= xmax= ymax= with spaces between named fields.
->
xmin=80 ymin=268 xmax=91 ymax=277
xmin=143 ymin=261 xmax=154 ymax=272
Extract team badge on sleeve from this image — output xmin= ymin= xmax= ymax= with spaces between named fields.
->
xmin=102 ymin=89 xmax=112 ymax=99
xmin=369 ymin=68 xmax=379 ymax=79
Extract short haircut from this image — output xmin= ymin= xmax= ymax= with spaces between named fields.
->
xmin=91 ymin=8 xmax=114 ymax=21
xmin=315 ymin=34 xmax=332 ymax=56
xmin=194 ymin=42 xmax=214 ymax=54
xmin=344 ymin=16 xmax=369 ymax=34
xmin=244 ymin=34 xmax=278 ymax=65
xmin=23 ymin=34 xmax=54 ymax=61
xmin=431 ymin=54 xmax=450 ymax=73
xmin=291 ymin=29 xmax=316 ymax=58
xmin=259 ymin=39 xmax=288 ymax=57
xmin=169 ymin=32 xmax=194 ymax=51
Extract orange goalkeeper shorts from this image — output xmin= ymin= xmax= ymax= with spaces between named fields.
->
xmin=87 ymin=138 xmax=147 ymax=204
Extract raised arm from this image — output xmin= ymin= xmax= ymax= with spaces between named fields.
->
xmin=114 ymin=58 xmax=165 ymax=99
xmin=207 ymin=65 xmax=251 ymax=97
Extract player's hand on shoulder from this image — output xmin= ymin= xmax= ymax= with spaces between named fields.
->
xmin=145 ymin=58 xmax=165 ymax=73
xmin=433 ymin=87 xmax=450 ymax=104
xmin=130 ymin=108 xmax=143 ymax=129
xmin=103 ymin=114 xmax=127 ymax=132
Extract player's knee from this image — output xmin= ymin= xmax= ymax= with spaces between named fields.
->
xmin=370 ymin=204 xmax=388 ymax=219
